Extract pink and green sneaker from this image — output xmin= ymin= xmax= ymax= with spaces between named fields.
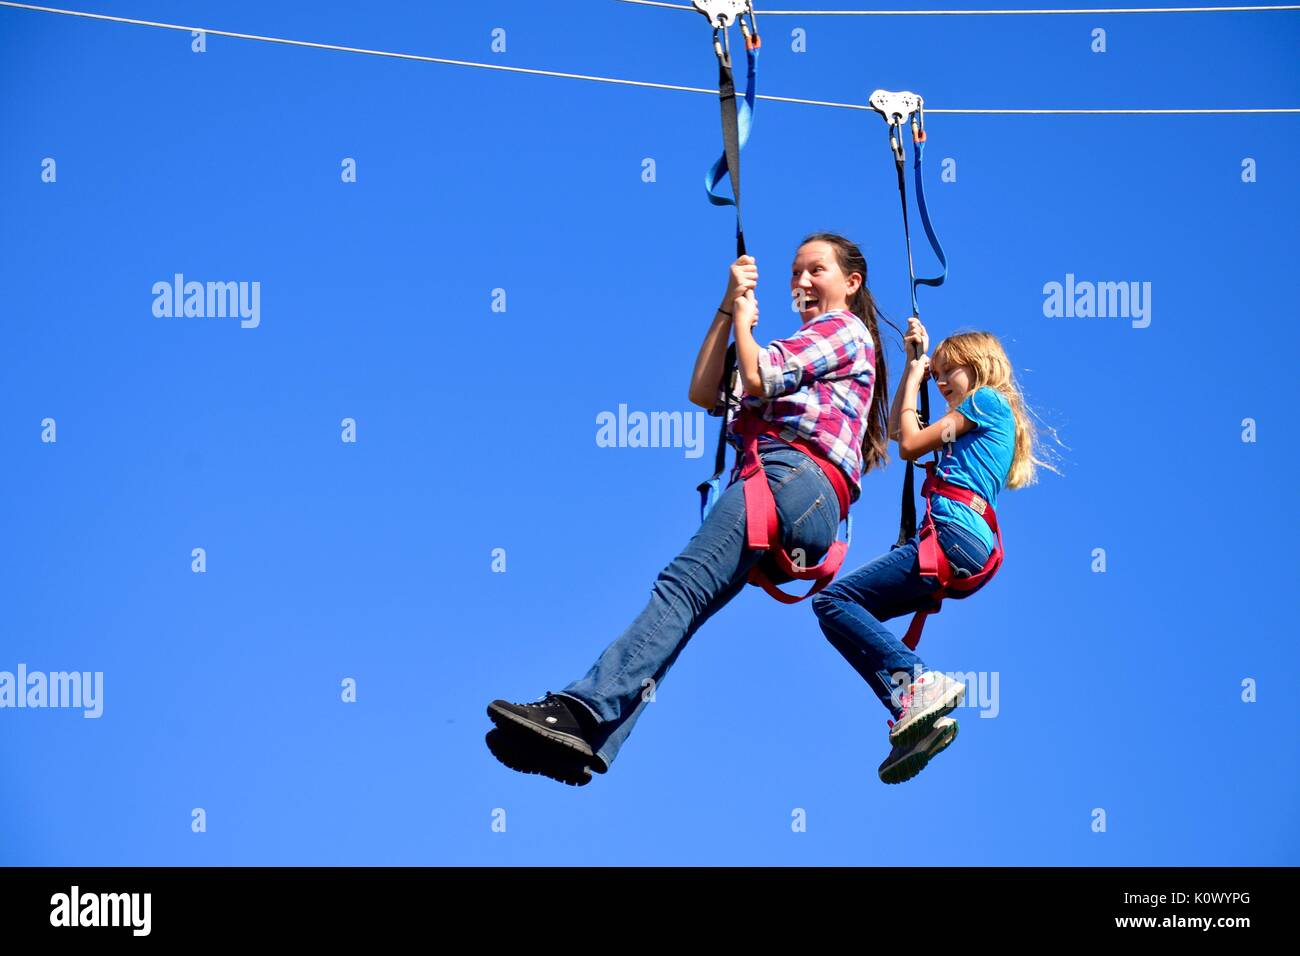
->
xmin=888 ymin=671 xmax=965 ymax=747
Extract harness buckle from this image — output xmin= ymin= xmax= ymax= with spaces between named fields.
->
xmin=968 ymin=495 xmax=988 ymax=516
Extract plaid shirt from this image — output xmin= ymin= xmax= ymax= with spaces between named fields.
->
xmin=713 ymin=310 xmax=876 ymax=500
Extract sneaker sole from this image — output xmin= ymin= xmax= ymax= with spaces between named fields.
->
xmin=485 ymin=729 xmax=592 ymax=786
xmin=888 ymin=682 xmax=965 ymax=748
xmin=486 ymin=701 xmax=596 ymax=758
xmin=879 ymin=718 xmax=959 ymax=785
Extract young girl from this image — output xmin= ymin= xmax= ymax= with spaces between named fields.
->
xmin=486 ymin=234 xmax=890 ymax=785
xmin=812 ymin=318 xmax=1041 ymax=785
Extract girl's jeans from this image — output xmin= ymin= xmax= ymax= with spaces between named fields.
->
xmin=557 ymin=440 xmax=840 ymax=772
xmin=811 ymin=519 xmax=992 ymax=719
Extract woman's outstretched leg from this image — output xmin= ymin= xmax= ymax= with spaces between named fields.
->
xmin=555 ymin=472 xmax=759 ymax=772
xmin=561 ymin=445 xmax=837 ymax=772
xmin=489 ymin=444 xmax=838 ymax=776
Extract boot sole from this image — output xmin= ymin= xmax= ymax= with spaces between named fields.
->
xmin=485 ymin=729 xmax=592 ymax=786
xmin=888 ymin=682 xmax=965 ymax=748
xmin=487 ymin=701 xmax=596 ymax=758
xmin=879 ymin=718 xmax=959 ymax=785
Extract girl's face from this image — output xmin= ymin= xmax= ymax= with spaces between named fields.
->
xmin=931 ymin=353 xmax=975 ymax=410
xmin=790 ymin=241 xmax=860 ymax=322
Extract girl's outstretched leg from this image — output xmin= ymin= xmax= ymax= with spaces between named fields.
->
xmin=810 ymin=541 xmax=937 ymax=719
xmin=812 ymin=542 xmax=964 ymax=785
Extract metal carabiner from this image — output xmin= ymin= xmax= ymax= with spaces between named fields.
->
xmin=871 ymin=89 xmax=924 ymax=163
xmin=738 ymin=2 xmax=760 ymax=50
xmin=888 ymin=121 xmax=905 ymax=165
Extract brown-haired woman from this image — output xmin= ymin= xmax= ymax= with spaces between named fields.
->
xmin=486 ymin=234 xmax=889 ymax=785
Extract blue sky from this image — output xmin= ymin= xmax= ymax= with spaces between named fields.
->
xmin=1 ymin=0 xmax=1297 ymax=865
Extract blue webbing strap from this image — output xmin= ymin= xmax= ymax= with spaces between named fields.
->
xmin=910 ymin=132 xmax=948 ymax=305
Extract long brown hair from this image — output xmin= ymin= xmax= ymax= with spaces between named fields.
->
xmin=797 ymin=232 xmax=890 ymax=473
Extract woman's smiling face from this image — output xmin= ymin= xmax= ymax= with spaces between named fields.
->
xmin=790 ymin=241 xmax=860 ymax=321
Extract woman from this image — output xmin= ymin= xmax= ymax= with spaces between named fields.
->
xmin=486 ymin=234 xmax=889 ymax=785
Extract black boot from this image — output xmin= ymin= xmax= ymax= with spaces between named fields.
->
xmin=486 ymin=692 xmax=598 ymax=757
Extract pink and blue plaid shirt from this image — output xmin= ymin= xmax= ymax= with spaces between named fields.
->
xmin=715 ymin=309 xmax=877 ymax=501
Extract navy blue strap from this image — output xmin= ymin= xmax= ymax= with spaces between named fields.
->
xmin=892 ymin=124 xmax=946 ymax=546
xmin=706 ymin=39 xmax=758 ymax=258
xmin=699 ymin=31 xmax=758 ymax=521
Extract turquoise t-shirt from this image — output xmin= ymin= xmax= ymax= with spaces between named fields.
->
xmin=929 ymin=386 xmax=1015 ymax=555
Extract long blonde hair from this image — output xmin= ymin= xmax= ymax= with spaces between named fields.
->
xmin=932 ymin=331 xmax=1045 ymax=490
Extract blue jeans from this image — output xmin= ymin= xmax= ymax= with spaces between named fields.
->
xmin=811 ymin=520 xmax=992 ymax=719
xmin=557 ymin=440 xmax=840 ymax=772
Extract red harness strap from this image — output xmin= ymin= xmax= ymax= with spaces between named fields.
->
xmin=734 ymin=409 xmax=851 ymax=605
xmin=901 ymin=462 xmax=1005 ymax=650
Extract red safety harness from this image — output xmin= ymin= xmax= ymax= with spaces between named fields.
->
xmin=901 ymin=461 xmax=1005 ymax=650
xmin=733 ymin=407 xmax=851 ymax=604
